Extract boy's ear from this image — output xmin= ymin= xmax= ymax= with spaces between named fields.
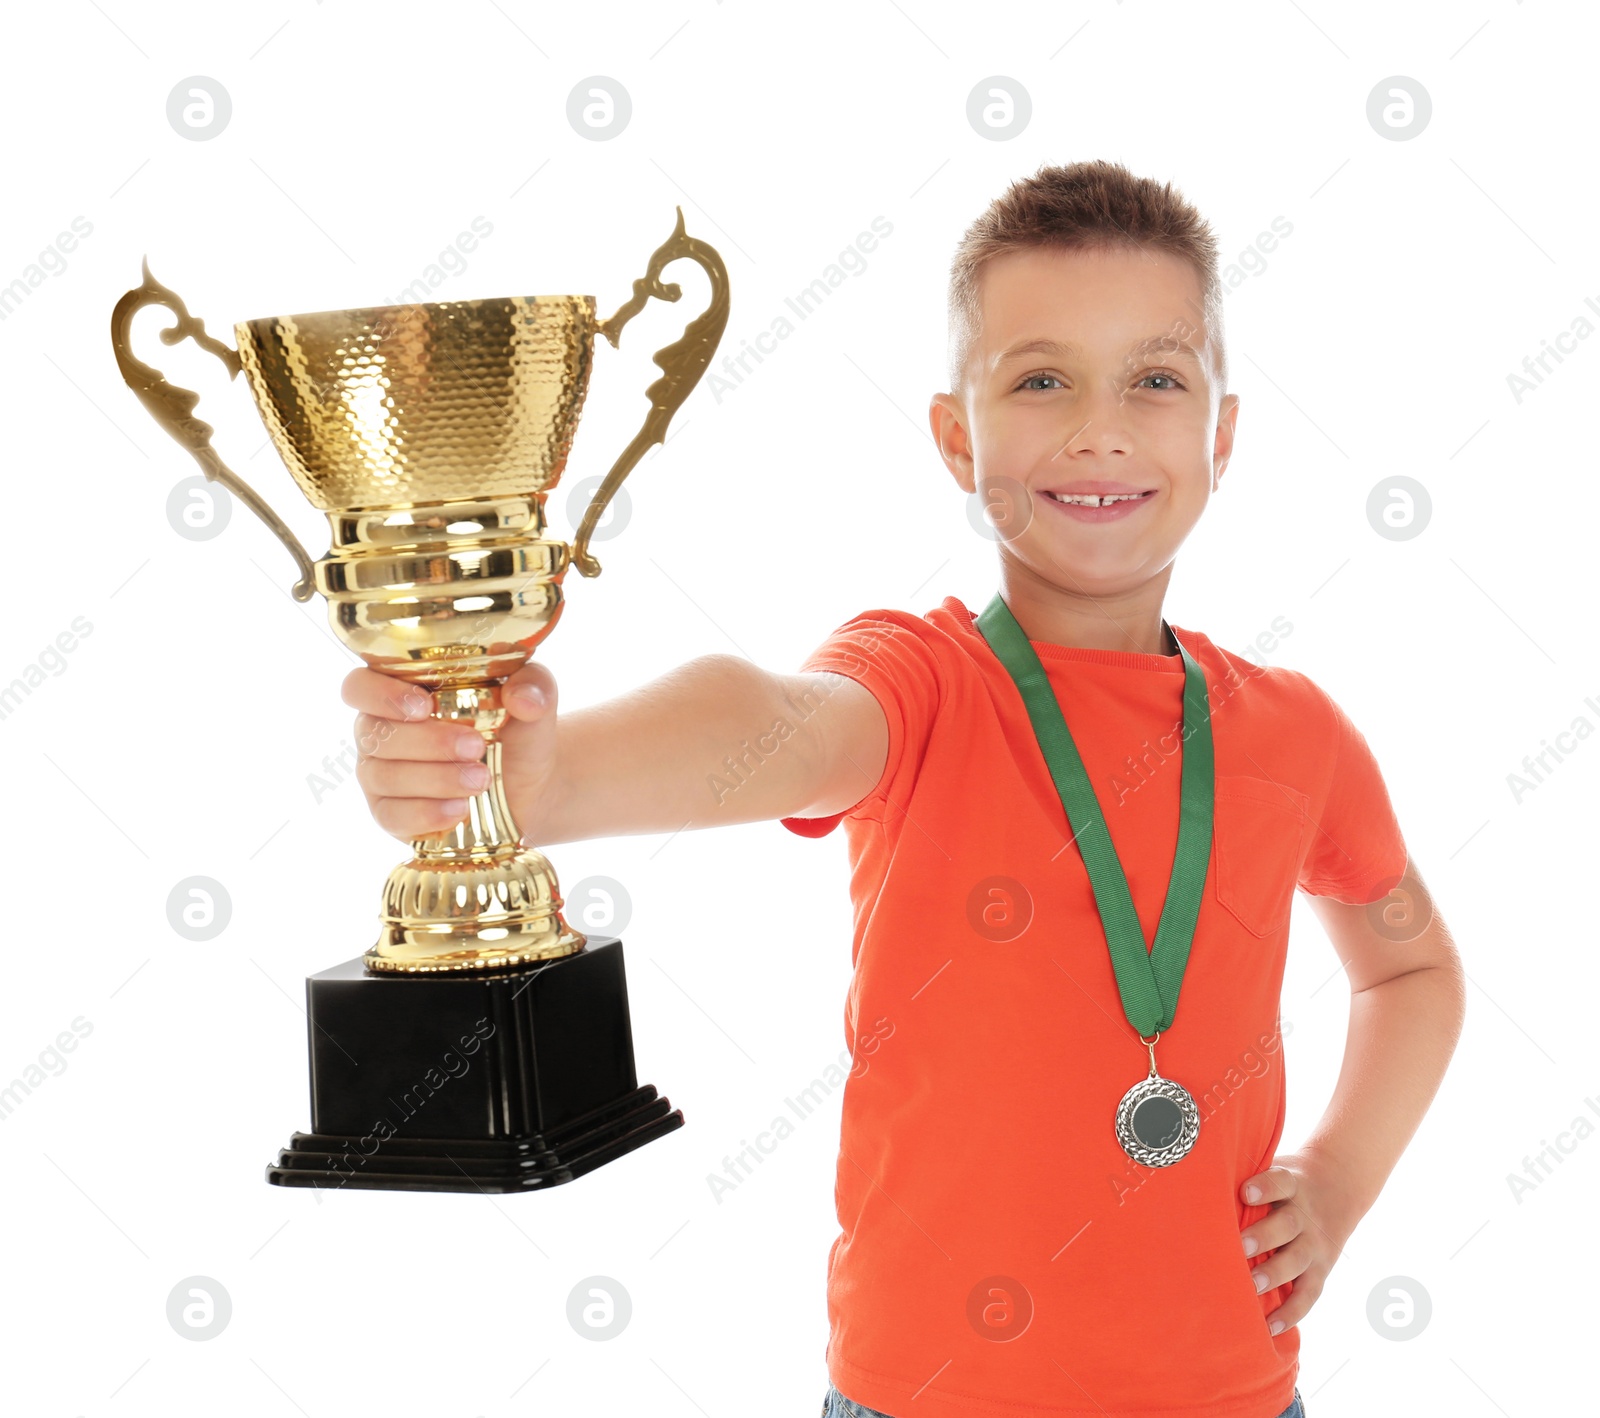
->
xmin=929 ymin=392 xmax=976 ymax=494
xmin=1210 ymin=391 xmax=1240 ymax=490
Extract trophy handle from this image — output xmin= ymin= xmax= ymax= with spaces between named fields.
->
xmin=570 ymin=206 xmax=731 ymax=578
xmin=110 ymin=259 xmax=318 ymax=602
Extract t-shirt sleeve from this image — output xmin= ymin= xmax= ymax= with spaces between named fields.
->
xmin=1296 ymin=680 xmax=1410 ymax=903
xmin=778 ymin=609 xmax=943 ymax=838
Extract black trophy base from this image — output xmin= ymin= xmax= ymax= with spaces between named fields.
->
xmin=266 ymin=934 xmax=684 ymax=1194
xmin=269 ymin=1085 xmax=683 ymax=1194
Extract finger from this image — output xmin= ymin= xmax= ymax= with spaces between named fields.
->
xmin=370 ymin=794 xmax=471 ymax=841
xmin=354 ymin=713 xmax=486 ymax=763
xmin=1241 ymin=1203 xmax=1304 ymax=1258
xmin=1241 ymin=1165 xmax=1297 ymax=1206
xmin=357 ymin=756 xmax=491 ymax=801
xmin=503 ymin=660 xmax=557 ymax=720
xmin=1248 ymin=1235 xmax=1314 ymax=1300
xmin=1262 ymin=1263 xmax=1322 ymax=1334
xmin=342 ymin=667 xmax=434 ymax=721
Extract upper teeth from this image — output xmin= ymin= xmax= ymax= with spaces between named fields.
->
xmin=1045 ymin=492 xmax=1144 ymax=505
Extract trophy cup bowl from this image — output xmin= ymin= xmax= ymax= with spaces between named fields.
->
xmin=111 ymin=209 xmax=730 ymax=1192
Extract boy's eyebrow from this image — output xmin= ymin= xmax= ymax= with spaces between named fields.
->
xmin=993 ymin=334 xmax=1208 ymax=367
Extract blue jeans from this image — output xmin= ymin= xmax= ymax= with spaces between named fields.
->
xmin=822 ymin=1383 xmax=1305 ymax=1417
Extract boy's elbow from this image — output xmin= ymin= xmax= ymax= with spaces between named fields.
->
xmin=773 ymin=670 xmax=888 ymax=821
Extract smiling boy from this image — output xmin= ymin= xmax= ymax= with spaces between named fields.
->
xmin=344 ymin=160 xmax=1465 ymax=1418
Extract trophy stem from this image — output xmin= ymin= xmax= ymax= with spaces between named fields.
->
xmin=414 ymin=733 xmax=520 ymax=861
xmin=364 ymin=683 xmax=586 ymax=974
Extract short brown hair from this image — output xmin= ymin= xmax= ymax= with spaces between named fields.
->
xmin=946 ymin=159 xmax=1226 ymax=398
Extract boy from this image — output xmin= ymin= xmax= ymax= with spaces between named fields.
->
xmin=342 ymin=160 xmax=1465 ymax=1418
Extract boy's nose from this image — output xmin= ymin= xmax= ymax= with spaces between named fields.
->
xmin=1051 ymin=385 xmax=1135 ymax=460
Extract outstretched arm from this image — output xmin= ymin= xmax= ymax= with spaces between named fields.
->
xmin=538 ymin=659 xmax=889 ymax=844
xmin=347 ymin=654 xmax=889 ymax=848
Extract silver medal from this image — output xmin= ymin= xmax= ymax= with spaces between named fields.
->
xmin=1114 ymin=1033 xmax=1200 ymax=1166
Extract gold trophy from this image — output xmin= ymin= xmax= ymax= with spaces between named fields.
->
xmin=111 ymin=209 xmax=729 ymax=1193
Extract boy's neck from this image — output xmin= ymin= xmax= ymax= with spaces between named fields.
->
xmin=996 ymin=566 xmax=1176 ymax=656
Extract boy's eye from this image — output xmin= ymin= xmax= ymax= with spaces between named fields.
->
xmin=1014 ymin=370 xmax=1186 ymax=393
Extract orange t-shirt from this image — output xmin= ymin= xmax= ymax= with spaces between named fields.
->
xmin=780 ymin=596 xmax=1408 ymax=1418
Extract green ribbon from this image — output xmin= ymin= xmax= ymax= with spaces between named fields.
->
xmin=974 ymin=592 xmax=1215 ymax=1037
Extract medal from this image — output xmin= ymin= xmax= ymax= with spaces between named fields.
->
xmin=975 ymin=592 xmax=1215 ymax=1168
xmin=1114 ymin=1033 xmax=1202 ymax=1166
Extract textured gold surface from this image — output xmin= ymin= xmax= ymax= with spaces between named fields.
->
xmin=109 ymin=208 xmax=731 ymax=972
xmin=235 ymin=295 xmax=596 ymax=511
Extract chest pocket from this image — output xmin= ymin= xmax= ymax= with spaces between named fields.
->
xmin=1212 ymin=774 xmax=1311 ymax=938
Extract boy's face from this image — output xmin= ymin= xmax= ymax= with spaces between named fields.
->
xmin=930 ymin=245 xmax=1238 ymax=601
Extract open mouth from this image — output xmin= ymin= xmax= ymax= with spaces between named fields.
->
xmin=1041 ymin=490 xmax=1155 ymax=507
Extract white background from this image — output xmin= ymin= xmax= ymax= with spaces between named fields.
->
xmin=1 ymin=2 xmax=1593 ymax=1415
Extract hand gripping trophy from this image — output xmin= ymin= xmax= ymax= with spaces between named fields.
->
xmin=111 ymin=209 xmax=730 ymax=1193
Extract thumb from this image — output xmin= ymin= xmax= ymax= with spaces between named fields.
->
xmin=502 ymin=660 xmax=556 ymax=721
